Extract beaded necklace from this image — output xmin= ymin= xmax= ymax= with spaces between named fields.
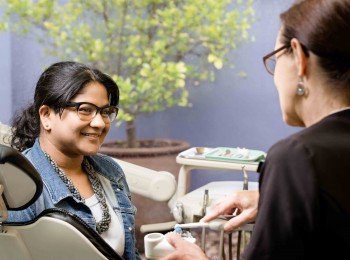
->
xmin=43 ymin=152 xmax=111 ymax=234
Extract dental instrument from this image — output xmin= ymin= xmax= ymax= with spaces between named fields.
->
xmin=201 ymin=189 xmax=209 ymax=252
xmin=174 ymin=218 xmax=227 ymax=231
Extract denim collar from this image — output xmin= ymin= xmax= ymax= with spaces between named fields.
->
xmin=87 ymin=155 xmax=123 ymax=184
xmin=24 ymin=139 xmax=123 ymax=205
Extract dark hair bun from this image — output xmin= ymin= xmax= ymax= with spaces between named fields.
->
xmin=280 ymin=0 xmax=350 ymax=87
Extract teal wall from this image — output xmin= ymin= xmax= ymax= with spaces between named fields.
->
xmin=0 ymin=31 xmax=11 ymax=124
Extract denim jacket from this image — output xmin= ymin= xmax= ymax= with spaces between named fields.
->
xmin=7 ymin=139 xmax=140 ymax=260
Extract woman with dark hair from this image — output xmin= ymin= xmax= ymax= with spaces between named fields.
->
xmin=8 ymin=61 xmax=140 ymax=259
xmin=165 ymin=0 xmax=350 ymax=259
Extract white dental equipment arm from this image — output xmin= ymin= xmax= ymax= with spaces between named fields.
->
xmin=113 ymin=158 xmax=177 ymax=202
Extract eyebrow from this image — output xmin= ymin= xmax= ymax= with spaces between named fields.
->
xmin=70 ymin=101 xmax=112 ymax=108
xmin=100 ymin=103 xmax=111 ymax=108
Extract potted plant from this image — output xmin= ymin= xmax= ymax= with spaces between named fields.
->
xmin=0 ymin=0 xmax=254 ymax=148
xmin=0 ymin=0 xmax=254 ymax=251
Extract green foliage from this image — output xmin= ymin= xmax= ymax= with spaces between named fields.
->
xmin=0 ymin=0 xmax=254 ymax=132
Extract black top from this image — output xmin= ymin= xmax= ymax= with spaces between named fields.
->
xmin=244 ymin=109 xmax=350 ymax=259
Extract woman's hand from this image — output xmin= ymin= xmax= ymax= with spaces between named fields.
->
xmin=162 ymin=233 xmax=208 ymax=260
xmin=201 ymin=190 xmax=259 ymax=232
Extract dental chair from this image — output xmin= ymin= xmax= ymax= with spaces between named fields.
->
xmin=0 ymin=143 xmax=123 ymax=260
xmin=0 ymin=123 xmax=177 ymax=259
xmin=0 ymin=122 xmax=258 ymax=259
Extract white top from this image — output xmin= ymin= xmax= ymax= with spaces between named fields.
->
xmin=85 ymin=194 xmax=125 ymax=256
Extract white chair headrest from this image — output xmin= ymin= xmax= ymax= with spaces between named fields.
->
xmin=0 ymin=144 xmax=42 ymax=210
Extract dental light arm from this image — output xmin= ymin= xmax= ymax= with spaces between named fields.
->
xmin=113 ymin=158 xmax=177 ymax=202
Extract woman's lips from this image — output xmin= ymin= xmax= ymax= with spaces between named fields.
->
xmin=81 ymin=133 xmax=101 ymax=140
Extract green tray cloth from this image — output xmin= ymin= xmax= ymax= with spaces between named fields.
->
xmin=204 ymin=147 xmax=266 ymax=164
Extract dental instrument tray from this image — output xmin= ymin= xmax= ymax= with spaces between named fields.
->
xmin=178 ymin=147 xmax=266 ymax=164
xmin=205 ymin=147 xmax=266 ymax=163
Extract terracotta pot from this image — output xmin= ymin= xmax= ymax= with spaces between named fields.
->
xmin=99 ymin=139 xmax=190 ymax=252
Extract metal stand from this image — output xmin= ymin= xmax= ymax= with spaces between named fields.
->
xmin=201 ymin=227 xmax=206 ymax=253
xmin=219 ymin=229 xmax=225 ymax=260
xmin=201 ymin=189 xmax=209 ymax=253
xmin=237 ymin=166 xmax=249 ymax=260
xmin=228 ymin=233 xmax=233 ymax=260
xmin=172 ymin=149 xmax=261 ymax=259
xmin=0 ymin=184 xmax=8 ymax=233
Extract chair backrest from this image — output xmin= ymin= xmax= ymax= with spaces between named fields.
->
xmin=0 ymin=144 xmax=123 ymax=260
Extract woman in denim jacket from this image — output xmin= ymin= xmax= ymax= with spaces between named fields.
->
xmin=8 ymin=61 xmax=140 ymax=260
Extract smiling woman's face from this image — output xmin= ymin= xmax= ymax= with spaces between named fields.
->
xmin=47 ymin=81 xmax=111 ymax=156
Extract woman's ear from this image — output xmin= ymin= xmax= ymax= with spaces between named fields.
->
xmin=39 ymin=105 xmax=52 ymax=131
xmin=291 ymin=38 xmax=308 ymax=77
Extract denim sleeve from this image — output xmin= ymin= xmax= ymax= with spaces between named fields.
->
xmin=6 ymin=205 xmax=36 ymax=223
xmin=5 ymin=194 xmax=45 ymax=223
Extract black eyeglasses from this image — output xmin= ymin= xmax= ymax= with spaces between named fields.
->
xmin=63 ymin=102 xmax=119 ymax=122
xmin=263 ymin=44 xmax=290 ymax=75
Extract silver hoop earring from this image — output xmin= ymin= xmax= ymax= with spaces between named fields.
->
xmin=296 ymin=77 xmax=306 ymax=96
